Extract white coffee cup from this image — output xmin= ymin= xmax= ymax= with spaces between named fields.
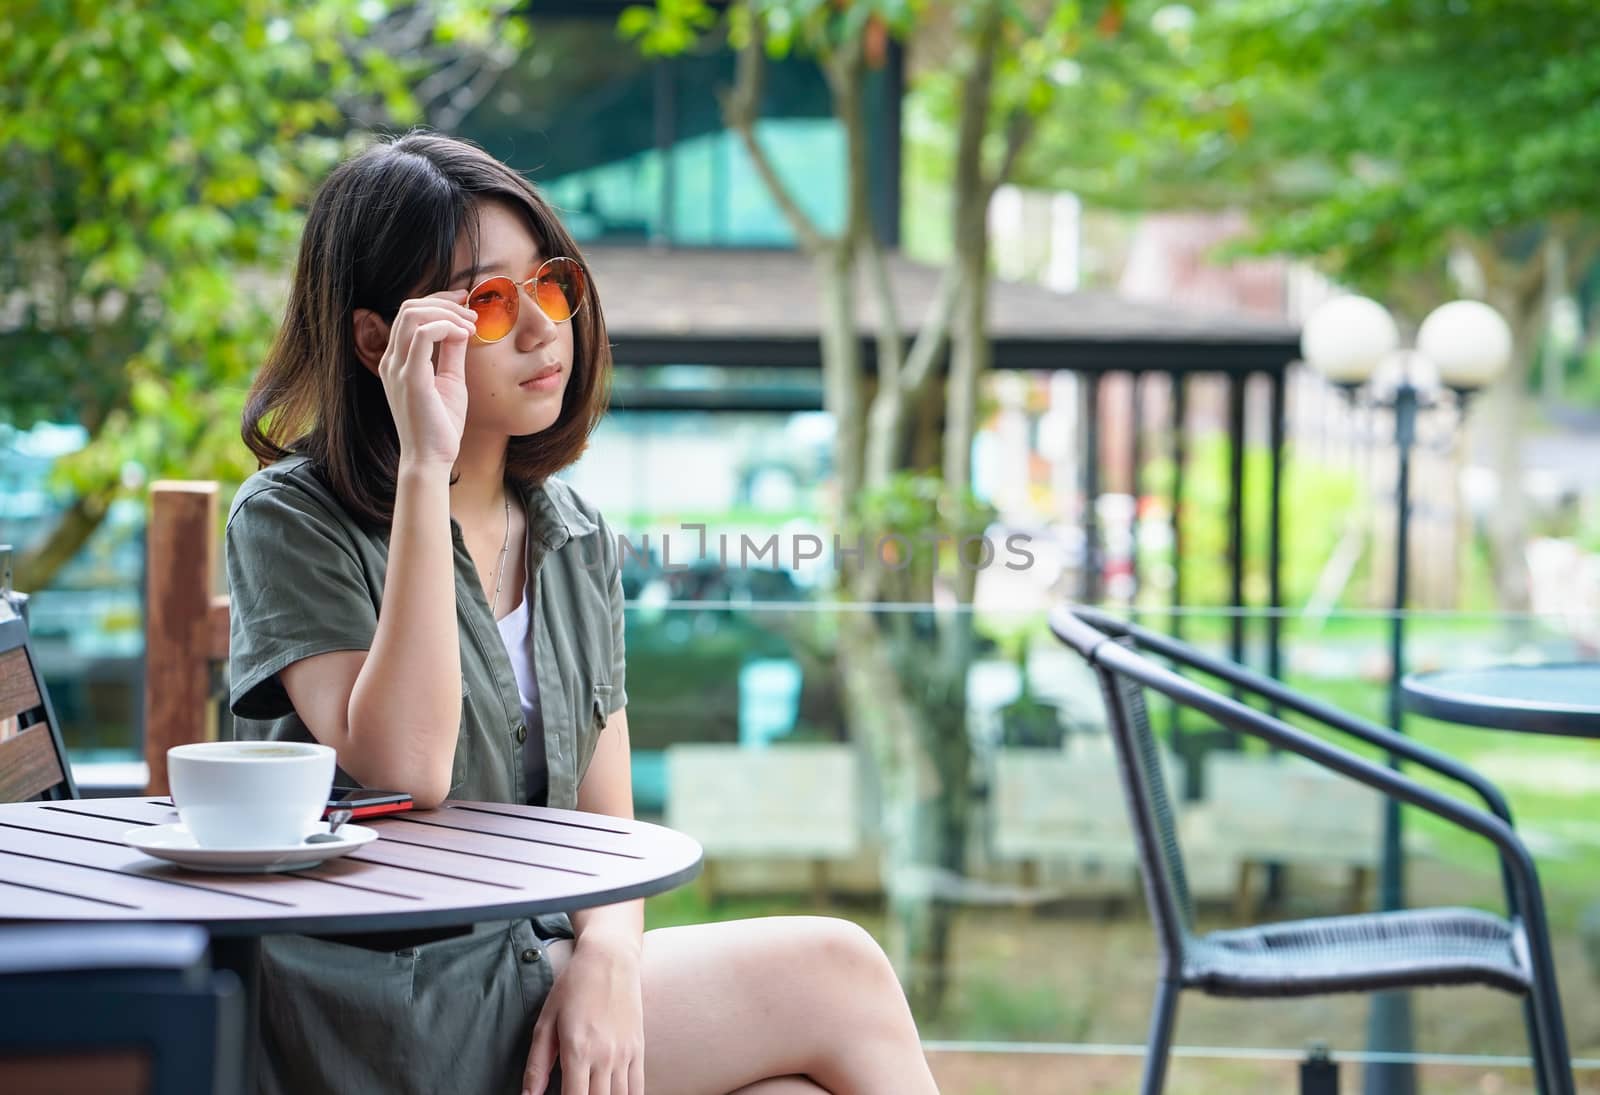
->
xmin=167 ymin=741 xmax=336 ymax=849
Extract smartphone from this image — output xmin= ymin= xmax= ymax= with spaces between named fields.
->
xmin=324 ymin=786 xmax=414 ymax=819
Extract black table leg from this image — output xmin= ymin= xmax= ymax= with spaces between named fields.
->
xmin=210 ymin=934 xmax=262 ymax=1095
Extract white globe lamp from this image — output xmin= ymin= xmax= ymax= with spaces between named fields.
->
xmin=1417 ymin=300 xmax=1513 ymax=394
xmin=1300 ymin=295 xmax=1400 ymax=388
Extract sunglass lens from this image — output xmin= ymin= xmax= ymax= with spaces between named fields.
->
xmin=467 ymin=277 xmax=518 ymax=341
xmin=534 ymin=258 xmax=586 ymax=322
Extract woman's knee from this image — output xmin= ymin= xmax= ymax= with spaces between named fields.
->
xmin=794 ymin=917 xmax=901 ymax=994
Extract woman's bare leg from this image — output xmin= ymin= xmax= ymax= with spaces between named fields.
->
xmin=728 ymin=1079 xmax=830 ymax=1094
xmin=544 ymin=916 xmax=938 ymax=1095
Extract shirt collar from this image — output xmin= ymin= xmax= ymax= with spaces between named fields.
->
xmin=516 ymin=477 xmax=597 ymax=551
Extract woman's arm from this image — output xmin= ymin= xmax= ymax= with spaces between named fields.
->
xmin=278 ymin=464 xmax=461 ymax=807
xmin=570 ymin=708 xmax=644 ymax=949
xmin=277 ymin=294 xmax=475 ymax=808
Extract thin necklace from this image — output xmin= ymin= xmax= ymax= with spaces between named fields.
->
xmin=490 ymin=488 xmax=512 ymax=616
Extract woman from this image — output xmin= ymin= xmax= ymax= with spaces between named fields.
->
xmin=227 ymin=131 xmax=940 ymax=1095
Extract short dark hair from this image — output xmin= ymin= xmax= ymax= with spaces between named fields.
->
xmin=242 ymin=131 xmax=610 ymax=527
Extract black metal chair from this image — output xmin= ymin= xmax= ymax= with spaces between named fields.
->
xmin=0 ymin=923 xmax=245 ymax=1094
xmin=1051 ymin=605 xmax=1574 ymax=1095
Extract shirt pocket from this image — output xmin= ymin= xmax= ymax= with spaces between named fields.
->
xmin=579 ymin=682 xmax=611 ymax=775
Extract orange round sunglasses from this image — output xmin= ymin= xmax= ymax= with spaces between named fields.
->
xmin=465 ymin=256 xmax=588 ymax=343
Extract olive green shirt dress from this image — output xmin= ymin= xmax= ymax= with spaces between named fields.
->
xmin=226 ymin=455 xmax=627 ymax=1095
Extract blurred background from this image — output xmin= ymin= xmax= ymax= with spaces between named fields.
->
xmin=5 ymin=2 xmax=1600 ymax=1090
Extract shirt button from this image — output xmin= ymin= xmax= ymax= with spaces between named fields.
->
xmin=514 ymin=722 xmax=528 ymax=744
xmin=520 ymin=947 xmax=541 ymax=964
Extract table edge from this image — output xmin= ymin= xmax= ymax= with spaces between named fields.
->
xmin=1400 ymin=668 xmax=1600 ymax=737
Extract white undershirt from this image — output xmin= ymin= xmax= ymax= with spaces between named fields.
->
xmin=495 ymin=585 xmax=545 ymax=803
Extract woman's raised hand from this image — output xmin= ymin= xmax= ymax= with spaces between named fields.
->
xmin=378 ymin=290 xmax=477 ymax=469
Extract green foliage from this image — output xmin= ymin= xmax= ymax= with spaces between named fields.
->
xmin=1139 ymin=434 xmax=1359 ymax=611
xmin=0 ymin=1 xmax=524 ymax=565
xmin=1016 ymin=1 xmax=1600 ymax=300
xmin=622 ymin=0 xmax=927 ymax=59
xmin=619 ymin=0 xmax=719 ymax=56
xmin=858 ymin=470 xmax=995 ymax=542
xmin=857 ymin=470 xmax=997 ymax=589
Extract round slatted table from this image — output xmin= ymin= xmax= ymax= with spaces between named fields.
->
xmin=0 ymin=796 xmax=702 ymax=1078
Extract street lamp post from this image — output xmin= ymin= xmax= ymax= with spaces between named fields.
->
xmin=1300 ymin=295 xmax=1512 ymax=1095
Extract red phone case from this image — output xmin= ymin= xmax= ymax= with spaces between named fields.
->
xmin=323 ymin=799 xmax=414 ymax=820
xmin=346 ymin=800 xmax=414 ymax=819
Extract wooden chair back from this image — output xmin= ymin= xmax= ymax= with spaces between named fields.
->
xmin=0 ymin=615 xmax=75 ymax=802
xmin=143 ymin=482 xmax=231 ymax=796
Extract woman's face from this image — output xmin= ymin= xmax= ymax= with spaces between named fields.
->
xmin=445 ymin=200 xmax=575 ymax=439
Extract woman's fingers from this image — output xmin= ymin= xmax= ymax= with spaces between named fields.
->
xmin=403 ymin=289 xmax=475 ymax=324
xmin=433 ymin=316 xmax=469 ymax=386
xmin=381 ymin=306 xmax=473 ymax=363
xmin=394 ymin=321 xmax=465 ymax=387
xmin=522 ymin=1018 xmax=558 ymax=1095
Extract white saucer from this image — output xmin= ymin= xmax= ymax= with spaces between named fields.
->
xmin=123 ymin=821 xmax=379 ymax=873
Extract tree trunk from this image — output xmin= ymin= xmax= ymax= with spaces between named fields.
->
xmin=861 ymin=0 xmax=1004 ymax=1018
xmin=15 ymin=481 xmax=118 ymax=593
xmin=1483 ymin=280 xmax=1543 ymax=619
xmin=836 ymin=607 xmax=969 ymax=1014
xmin=818 ymin=243 xmax=866 ymax=533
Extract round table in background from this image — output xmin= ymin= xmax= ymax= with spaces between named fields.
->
xmin=1401 ymin=663 xmax=1600 ymax=739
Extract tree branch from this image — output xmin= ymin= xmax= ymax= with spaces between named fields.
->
xmin=415 ymin=51 xmax=482 ymax=110
xmin=983 ymin=108 xmax=1036 ymax=203
xmin=832 ymin=38 xmax=873 ymax=253
xmin=426 ymin=45 xmax=517 ymax=132
xmin=370 ymin=4 xmax=438 ymax=56
xmin=1568 ymin=230 xmax=1600 ymax=290
xmin=718 ymin=20 xmax=829 ymax=254
xmin=1459 ymin=233 xmax=1503 ymax=298
xmin=900 ymin=265 xmax=961 ymax=397
xmin=859 ymin=234 xmax=903 ymax=390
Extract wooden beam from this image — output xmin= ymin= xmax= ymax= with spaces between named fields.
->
xmin=143 ymin=482 xmax=220 ymax=795
xmin=207 ymin=596 xmax=231 ymax=662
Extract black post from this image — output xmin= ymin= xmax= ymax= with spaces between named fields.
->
xmin=1081 ymin=371 xmax=1103 ymax=604
xmin=1130 ymin=371 xmax=1144 ymax=614
xmin=1227 ymin=372 xmax=1247 ymax=710
xmin=1364 ymin=379 xmax=1418 ymax=1095
xmin=1301 ymin=1043 xmax=1340 ymax=1095
xmin=1267 ymin=368 xmax=1287 ymax=689
xmin=1169 ymin=372 xmax=1187 ymax=644
xmin=1168 ymin=372 xmax=1188 ymax=757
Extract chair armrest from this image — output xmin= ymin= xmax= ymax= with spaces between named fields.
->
xmin=1072 ymin=606 xmax=1516 ymax=828
xmin=0 ymin=924 xmax=209 ymax=978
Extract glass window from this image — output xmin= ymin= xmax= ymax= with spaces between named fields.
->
xmin=458 ymin=16 xmax=888 ymax=247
